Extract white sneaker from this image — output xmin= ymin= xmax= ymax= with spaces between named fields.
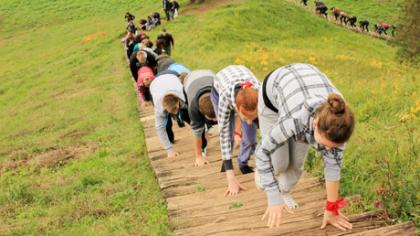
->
xmin=282 ymin=193 xmax=298 ymax=209
xmin=202 ymin=147 xmax=207 ymax=157
xmin=207 ymin=125 xmax=218 ymax=136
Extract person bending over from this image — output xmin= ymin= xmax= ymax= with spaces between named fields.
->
xmin=211 ymin=65 xmax=260 ymax=197
xmin=150 ymin=73 xmax=187 ymax=157
xmin=150 ymin=73 xmax=208 ymax=158
xmin=359 ymin=19 xmax=369 ymax=32
xmin=168 ymin=63 xmax=190 ymax=83
xmin=255 ymin=63 xmax=354 ymax=231
xmin=183 ymin=70 xmax=218 ymax=166
xmin=156 ymin=54 xmax=175 ymax=73
xmin=129 ymin=49 xmax=157 ymax=81
xmin=137 ymin=66 xmax=155 ymax=107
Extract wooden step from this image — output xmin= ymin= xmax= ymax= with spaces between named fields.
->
xmin=347 ymin=221 xmax=416 ymax=236
xmin=174 ymin=211 xmax=387 ymax=236
xmin=137 ymin=99 xmax=416 ymax=235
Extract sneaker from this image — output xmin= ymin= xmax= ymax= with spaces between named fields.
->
xmin=240 ymin=165 xmax=254 ymax=174
xmin=201 ymin=147 xmax=207 ymax=157
xmin=176 ymin=116 xmax=185 ymax=128
xmin=207 ymin=125 xmax=217 ymax=136
xmin=282 ymin=192 xmax=298 ymax=209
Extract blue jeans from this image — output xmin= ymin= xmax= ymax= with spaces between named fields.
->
xmin=210 ymin=88 xmax=257 ymax=167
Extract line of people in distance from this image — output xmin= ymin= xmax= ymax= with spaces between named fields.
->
xmin=309 ymin=0 xmax=397 ymax=35
xmin=126 ymin=43 xmax=356 ymax=230
xmin=124 ymin=0 xmax=180 ymax=35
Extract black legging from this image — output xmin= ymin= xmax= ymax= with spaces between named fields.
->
xmin=164 ymin=9 xmax=171 ymax=21
xmin=165 ymin=108 xmax=207 ymax=150
xmin=143 ymin=87 xmax=152 ymax=102
xmin=166 ymin=116 xmax=174 ymax=143
xmin=200 ymin=129 xmax=207 ymax=151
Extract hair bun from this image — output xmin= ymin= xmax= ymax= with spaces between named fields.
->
xmin=328 ymin=93 xmax=345 ymax=115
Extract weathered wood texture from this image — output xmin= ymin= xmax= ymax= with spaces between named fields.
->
xmin=139 ymin=105 xmax=416 ymax=235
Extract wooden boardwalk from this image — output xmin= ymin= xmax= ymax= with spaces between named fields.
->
xmin=138 ymin=106 xmax=416 ymax=236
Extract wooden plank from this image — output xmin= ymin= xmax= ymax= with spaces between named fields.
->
xmin=347 ymin=221 xmax=416 ymax=236
xmin=163 ymin=175 xmax=320 ymax=198
xmin=174 ymin=211 xmax=387 ymax=236
xmin=137 ymin=105 xmax=415 ymax=236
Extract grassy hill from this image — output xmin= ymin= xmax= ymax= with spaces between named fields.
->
xmin=0 ymin=0 xmax=172 ymax=235
xmin=305 ymin=0 xmax=404 ymax=24
xmin=0 ymin=0 xmax=418 ymax=234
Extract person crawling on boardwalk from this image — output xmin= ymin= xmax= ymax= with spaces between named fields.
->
xmin=183 ymin=70 xmax=218 ymax=166
xmin=210 ymin=65 xmax=260 ymax=197
xmin=255 ymin=63 xmax=354 ymax=231
xmin=168 ymin=63 xmax=190 ymax=82
xmin=150 ymin=72 xmax=207 ymax=158
xmin=156 ymin=54 xmax=176 ymax=73
xmin=150 ymin=73 xmax=188 ymax=158
xmin=137 ymin=66 xmax=155 ymax=108
xmin=129 ymin=49 xmax=157 ymax=81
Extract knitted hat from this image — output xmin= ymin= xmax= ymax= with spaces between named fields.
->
xmin=137 ymin=66 xmax=155 ymax=85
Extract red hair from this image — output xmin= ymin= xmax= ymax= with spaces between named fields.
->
xmin=236 ymin=87 xmax=258 ymax=112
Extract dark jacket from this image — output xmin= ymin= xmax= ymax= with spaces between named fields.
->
xmin=157 ymin=33 xmax=174 ymax=48
xmin=157 ymin=55 xmax=175 ymax=73
xmin=163 ymin=0 xmax=172 ymax=10
xmin=127 ymin=22 xmax=136 ymax=33
xmin=172 ymin=1 xmax=180 ymax=10
xmin=126 ymin=40 xmax=135 ymax=59
xmin=183 ymin=70 xmax=217 ymax=134
xmin=156 ymin=69 xmax=179 ymax=77
xmin=129 ymin=50 xmax=157 ymax=81
xmin=154 ymin=47 xmax=164 ymax=55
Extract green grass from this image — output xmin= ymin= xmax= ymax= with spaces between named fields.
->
xmin=0 ymin=0 xmax=172 ymax=235
xmin=0 ymin=0 xmax=418 ymax=234
xmin=154 ymin=0 xmax=419 ymax=226
xmin=304 ymin=0 xmax=403 ymax=24
xmin=229 ymin=202 xmax=243 ymax=209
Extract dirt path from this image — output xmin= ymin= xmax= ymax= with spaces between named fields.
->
xmin=182 ymin=0 xmax=242 ymax=16
xmin=138 ymin=106 xmax=416 ymax=235
xmin=0 ymin=143 xmax=96 ymax=172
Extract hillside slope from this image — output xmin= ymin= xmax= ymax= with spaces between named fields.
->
xmin=154 ymin=0 xmax=419 ymax=227
xmin=312 ymin=0 xmax=403 ymax=24
xmin=0 ymin=0 xmax=172 ymax=235
xmin=0 ymin=0 xmax=418 ymax=234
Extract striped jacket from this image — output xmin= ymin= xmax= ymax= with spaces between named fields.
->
xmin=256 ymin=63 xmax=346 ymax=206
xmin=214 ymin=65 xmax=260 ymax=162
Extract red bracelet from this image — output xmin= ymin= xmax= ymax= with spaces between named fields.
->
xmin=234 ymin=131 xmax=242 ymax=138
xmin=326 ymin=197 xmax=347 ymax=215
